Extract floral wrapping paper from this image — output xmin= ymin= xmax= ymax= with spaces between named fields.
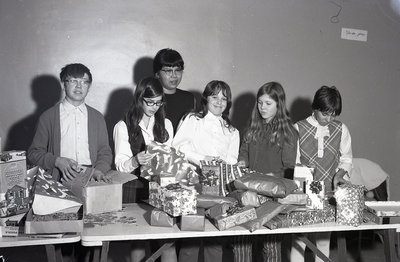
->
xmin=142 ymin=142 xmax=199 ymax=186
xmin=264 ymin=205 xmax=336 ymax=229
xmin=149 ymin=182 xmax=197 ymax=217
xmin=199 ymin=161 xmax=244 ymax=197
xmin=335 ymin=184 xmax=365 ymax=226
xmin=212 ymin=205 xmax=257 ymax=230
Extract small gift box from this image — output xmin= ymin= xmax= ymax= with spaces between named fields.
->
xmin=205 ymin=202 xmax=233 ymax=219
xmin=196 ymin=194 xmax=237 ymax=209
xmin=293 ymin=166 xmax=314 ymax=192
xmin=242 ymin=201 xmax=287 ymax=232
xmin=179 ymin=208 xmax=205 ymax=231
xmin=212 ymin=205 xmax=257 ymax=230
xmin=265 ymin=205 xmax=335 ymax=229
xmin=149 ymin=182 xmax=197 ymax=217
xmin=150 ymin=208 xmax=175 ymax=227
xmin=200 ymin=165 xmax=221 ymax=196
xmin=335 ymin=184 xmax=365 ymax=226
xmin=306 ymin=180 xmax=325 ymax=209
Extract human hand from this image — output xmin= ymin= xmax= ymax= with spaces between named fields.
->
xmin=333 ymin=169 xmax=349 ymax=190
xmin=91 ymin=169 xmax=112 ymax=183
xmin=237 ymin=160 xmax=247 ymax=167
xmin=204 ymin=156 xmax=222 ymax=163
xmin=135 ymin=151 xmax=155 ymax=166
xmin=55 ymin=157 xmax=81 ymax=181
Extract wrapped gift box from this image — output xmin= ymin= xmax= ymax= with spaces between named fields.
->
xmin=228 ymin=190 xmax=261 ymax=207
xmin=212 ymin=206 xmax=257 ymax=230
xmin=196 ymin=194 xmax=237 ymax=209
xmin=25 ymin=208 xmax=83 ymax=234
xmin=179 ymin=208 xmax=205 ymax=231
xmin=278 ymin=192 xmax=308 ymax=205
xmin=149 ymin=182 xmax=197 ymax=217
xmin=200 ymin=165 xmax=221 ymax=196
xmin=293 ymin=166 xmax=314 ymax=192
xmin=205 ymin=202 xmax=233 ymax=219
xmin=335 ymin=184 xmax=365 ymax=226
xmin=242 ymin=201 xmax=286 ymax=232
xmin=265 ymin=205 xmax=335 ymax=229
xmin=306 ymin=181 xmax=325 ymax=209
xmin=150 ymin=208 xmax=175 ymax=227
xmin=0 ymin=151 xmax=29 ymax=217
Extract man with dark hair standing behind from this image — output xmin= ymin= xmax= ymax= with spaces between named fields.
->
xmin=154 ymin=48 xmax=196 ymax=134
xmin=28 ymin=63 xmax=112 ymax=182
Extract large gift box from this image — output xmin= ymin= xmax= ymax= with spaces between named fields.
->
xmin=265 ymin=205 xmax=335 ymax=229
xmin=335 ymin=184 xmax=365 ymax=226
xmin=149 ymin=182 xmax=197 ymax=217
xmin=0 ymin=151 xmax=29 ymax=218
xmin=212 ymin=205 xmax=257 ymax=230
xmin=63 ymin=168 xmax=136 ymax=214
xmin=242 ymin=201 xmax=287 ymax=232
xmin=142 ymin=142 xmax=198 ymax=186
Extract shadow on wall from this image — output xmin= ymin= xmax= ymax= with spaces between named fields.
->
xmin=5 ymin=75 xmax=62 ymax=151
xmin=103 ymin=56 xmax=154 ymax=159
xmin=231 ymin=92 xmax=256 ymax=137
xmin=289 ymin=97 xmax=313 ymax=123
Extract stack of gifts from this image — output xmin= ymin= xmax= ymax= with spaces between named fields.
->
xmin=335 ymin=183 xmax=365 ymax=226
xmin=149 ymin=182 xmax=197 ymax=217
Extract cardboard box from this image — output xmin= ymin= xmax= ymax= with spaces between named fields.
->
xmin=64 ymin=169 xmax=136 ymax=214
xmin=150 ymin=208 xmax=175 ymax=227
xmin=25 ymin=208 xmax=83 ymax=234
xmin=0 ymin=151 xmax=29 ymax=217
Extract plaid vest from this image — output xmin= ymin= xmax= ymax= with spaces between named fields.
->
xmin=297 ymin=119 xmax=342 ymax=189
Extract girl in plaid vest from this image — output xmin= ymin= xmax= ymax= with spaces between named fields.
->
xmin=291 ymin=86 xmax=352 ymax=262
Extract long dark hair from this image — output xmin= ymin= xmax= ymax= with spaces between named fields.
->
xmin=243 ymin=82 xmax=297 ymax=147
xmin=192 ymin=80 xmax=234 ymax=131
xmin=124 ymin=77 xmax=169 ymax=147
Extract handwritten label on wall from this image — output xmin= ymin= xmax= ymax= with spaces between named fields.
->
xmin=341 ymin=28 xmax=368 ymax=42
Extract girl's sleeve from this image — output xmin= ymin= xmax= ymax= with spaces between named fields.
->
xmin=282 ymin=130 xmax=299 ymax=169
xmin=113 ymin=121 xmax=137 ymax=173
xmin=164 ymin=119 xmax=174 ymax=147
xmin=172 ymin=115 xmax=205 ymax=165
xmin=338 ymin=123 xmax=353 ymax=173
xmin=226 ymin=129 xmax=240 ymax=164
xmin=238 ymin=139 xmax=250 ymax=167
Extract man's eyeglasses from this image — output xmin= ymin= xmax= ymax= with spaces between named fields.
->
xmin=65 ymin=79 xmax=91 ymax=87
xmin=143 ymin=99 xmax=164 ymax=107
xmin=160 ymin=68 xmax=183 ymax=76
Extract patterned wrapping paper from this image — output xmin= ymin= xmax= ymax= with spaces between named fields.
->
xmin=199 ymin=165 xmax=221 ymax=196
xmin=212 ymin=205 xmax=257 ymax=231
xmin=264 ymin=205 xmax=336 ymax=229
xmin=142 ymin=142 xmax=199 ymax=186
xmin=306 ymin=180 xmax=325 ymax=209
xmin=149 ymin=182 xmax=197 ymax=217
xmin=335 ymin=184 xmax=365 ymax=226
xmin=150 ymin=208 xmax=175 ymax=227
xmin=199 ymin=161 xmax=244 ymax=196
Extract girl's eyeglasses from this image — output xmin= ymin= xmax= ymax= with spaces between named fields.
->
xmin=143 ymin=99 xmax=164 ymax=107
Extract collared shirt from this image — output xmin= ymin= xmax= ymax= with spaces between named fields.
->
xmin=172 ymin=112 xmax=240 ymax=165
xmin=59 ymin=99 xmax=91 ymax=165
xmin=113 ymin=116 xmax=173 ymax=173
xmin=294 ymin=114 xmax=352 ymax=174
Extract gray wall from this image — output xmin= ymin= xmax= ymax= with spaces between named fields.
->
xmin=1 ymin=0 xmax=399 ymax=198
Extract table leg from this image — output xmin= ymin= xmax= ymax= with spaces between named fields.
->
xmin=100 ymin=242 xmax=110 ymax=262
xmin=45 ymin=244 xmax=57 ymax=262
xmin=295 ymin=234 xmax=333 ymax=262
xmin=92 ymin=246 xmax=101 ymax=262
xmin=337 ymin=232 xmax=347 ymax=262
xmin=145 ymin=240 xmax=174 ymax=262
xmin=383 ymin=229 xmax=398 ymax=262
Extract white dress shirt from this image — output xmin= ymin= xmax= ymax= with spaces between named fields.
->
xmin=59 ymin=99 xmax=91 ymax=165
xmin=294 ymin=114 xmax=353 ymax=173
xmin=113 ymin=116 xmax=173 ymax=173
xmin=172 ymin=112 xmax=240 ymax=165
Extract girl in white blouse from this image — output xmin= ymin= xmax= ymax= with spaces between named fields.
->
xmin=113 ymin=76 xmax=175 ymax=262
xmin=173 ymin=80 xmax=239 ymax=262
xmin=173 ymin=80 xmax=239 ymax=166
